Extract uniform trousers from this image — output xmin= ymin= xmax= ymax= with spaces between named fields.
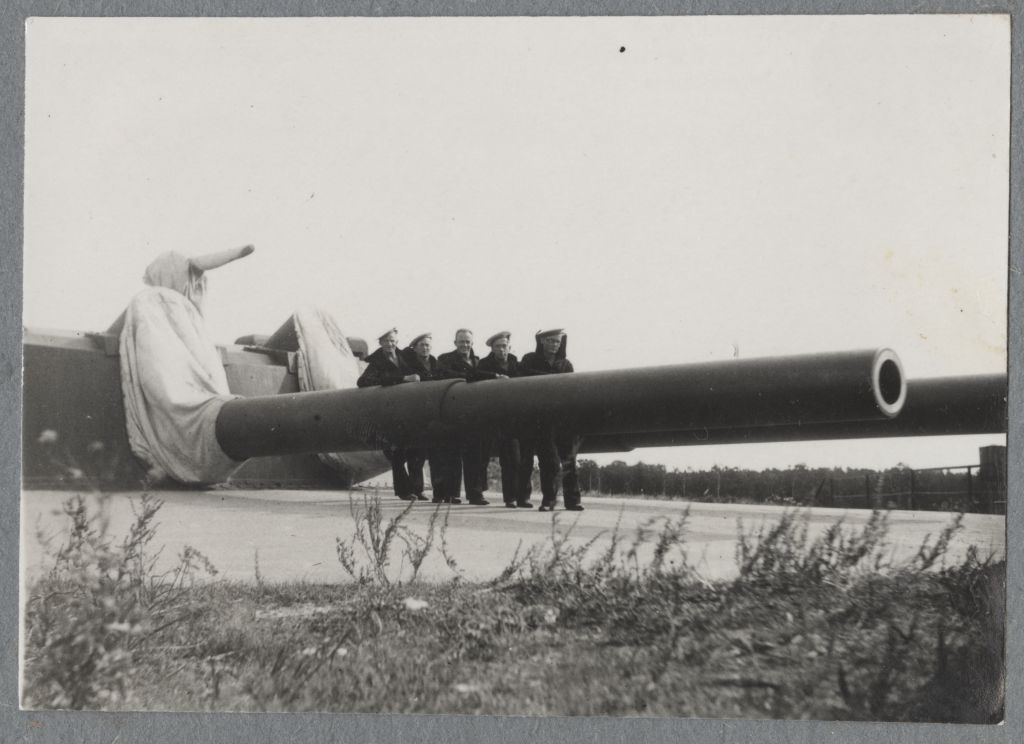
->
xmin=480 ymin=437 xmax=522 ymax=505
xmin=432 ymin=444 xmax=485 ymax=502
xmin=384 ymin=447 xmax=426 ymax=499
xmin=518 ymin=429 xmax=581 ymax=508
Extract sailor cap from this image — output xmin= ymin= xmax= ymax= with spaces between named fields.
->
xmin=377 ymin=327 xmax=398 ymax=342
xmin=535 ymin=328 xmax=565 ymax=340
xmin=486 ymin=331 xmax=511 ymax=347
xmin=409 ymin=332 xmax=432 ymax=347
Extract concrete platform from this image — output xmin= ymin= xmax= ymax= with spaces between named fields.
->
xmin=21 ymin=488 xmax=1006 ymax=586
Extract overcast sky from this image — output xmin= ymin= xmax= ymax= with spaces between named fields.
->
xmin=23 ymin=15 xmax=1009 ymax=471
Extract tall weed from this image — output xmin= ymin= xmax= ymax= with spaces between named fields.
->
xmin=335 ymin=495 xmax=456 ymax=586
xmin=733 ymin=509 xmax=892 ymax=591
xmin=23 ymin=494 xmax=217 ymax=709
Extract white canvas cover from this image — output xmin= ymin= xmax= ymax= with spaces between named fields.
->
xmin=119 ymin=286 xmax=242 ymax=484
xmin=292 ymin=305 xmax=364 ymax=471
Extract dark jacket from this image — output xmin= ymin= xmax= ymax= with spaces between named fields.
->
xmin=357 ymin=347 xmax=416 ymax=387
xmin=519 ymin=335 xmax=574 ymax=376
xmin=400 ymin=347 xmax=442 ymax=381
xmin=437 ymin=349 xmax=499 ymax=382
xmin=477 ymin=352 xmax=521 ymax=378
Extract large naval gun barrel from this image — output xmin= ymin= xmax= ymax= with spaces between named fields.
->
xmin=580 ymin=373 xmax=1006 ymax=453
xmin=215 ymin=349 xmax=905 ymax=460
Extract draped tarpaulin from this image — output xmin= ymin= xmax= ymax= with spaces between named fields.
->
xmin=292 ymin=305 xmax=364 ymax=471
xmin=119 ymin=286 xmax=242 ymax=484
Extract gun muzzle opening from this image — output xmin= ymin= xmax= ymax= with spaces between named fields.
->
xmin=873 ymin=350 xmax=905 ymax=417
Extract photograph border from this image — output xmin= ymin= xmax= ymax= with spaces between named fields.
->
xmin=2 ymin=1 xmax=1020 ymax=742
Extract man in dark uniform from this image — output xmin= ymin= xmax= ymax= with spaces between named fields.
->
xmin=400 ymin=332 xmax=442 ymax=502
xmin=357 ymin=327 xmax=419 ymax=388
xmin=518 ymin=328 xmax=584 ymax=512
xmin=436 ymin=328 xmax=500 ymax=506
xmin=357 ymin=328 xmax=422 ymax=500
xmin=477 ymin=331 xmax=528 ymax=508
xmin=401 ymin=332 xmax=441 ymax=380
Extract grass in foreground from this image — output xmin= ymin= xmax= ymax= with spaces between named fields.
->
xmin=22 ymin=495 xmax=1004 ymax=721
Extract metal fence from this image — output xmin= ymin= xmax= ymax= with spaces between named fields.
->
xmin=815 ymin=464 xmax=1006 ymax=514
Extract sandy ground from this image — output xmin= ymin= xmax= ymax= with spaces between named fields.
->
xmin=21 ymin=488 xmax=1006 ymax=586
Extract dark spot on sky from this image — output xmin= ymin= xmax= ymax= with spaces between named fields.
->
xmin=620 ymin=46 xmax=626 ymax=53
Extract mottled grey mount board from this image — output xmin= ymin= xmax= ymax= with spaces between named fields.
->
xmin=2 ymin=1 xmax=1021 ymax=743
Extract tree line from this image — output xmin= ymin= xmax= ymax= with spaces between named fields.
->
xmin=545 ymin=460 xmax=993 ymax=509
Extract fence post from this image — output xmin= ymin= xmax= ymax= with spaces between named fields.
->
xmin=967 ymin=467 xmax=973 ymax=512
xmin=909 ymin=469 xmax=916 ymax=511
xmin=864 ymin=473 xmax=871 ymax=508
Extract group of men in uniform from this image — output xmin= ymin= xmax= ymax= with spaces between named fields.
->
xmin=356 ymin=328 xmax=584 ymax=512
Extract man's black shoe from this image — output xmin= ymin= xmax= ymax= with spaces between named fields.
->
xmin=516 ymin=501 xmax=534 ymax=509
xmin=565 ymin=504 xmax=584 ymax=511
xmin=450 ymin=498 xmax=463 ymax=505
xmin=468 ymin=497 xmax=489 ymax=506
xmin=415 ymin=494 xmax=429 ymax=501
xmin=431 ymin=497 xmax=445 ymax=504
xmin=397 ymin=494 xmax=414 ymax=501
xmin=505 ymin=502 xmax=518 ymax=509
xmin=538 ymin=504 xmax=554 ymax=512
